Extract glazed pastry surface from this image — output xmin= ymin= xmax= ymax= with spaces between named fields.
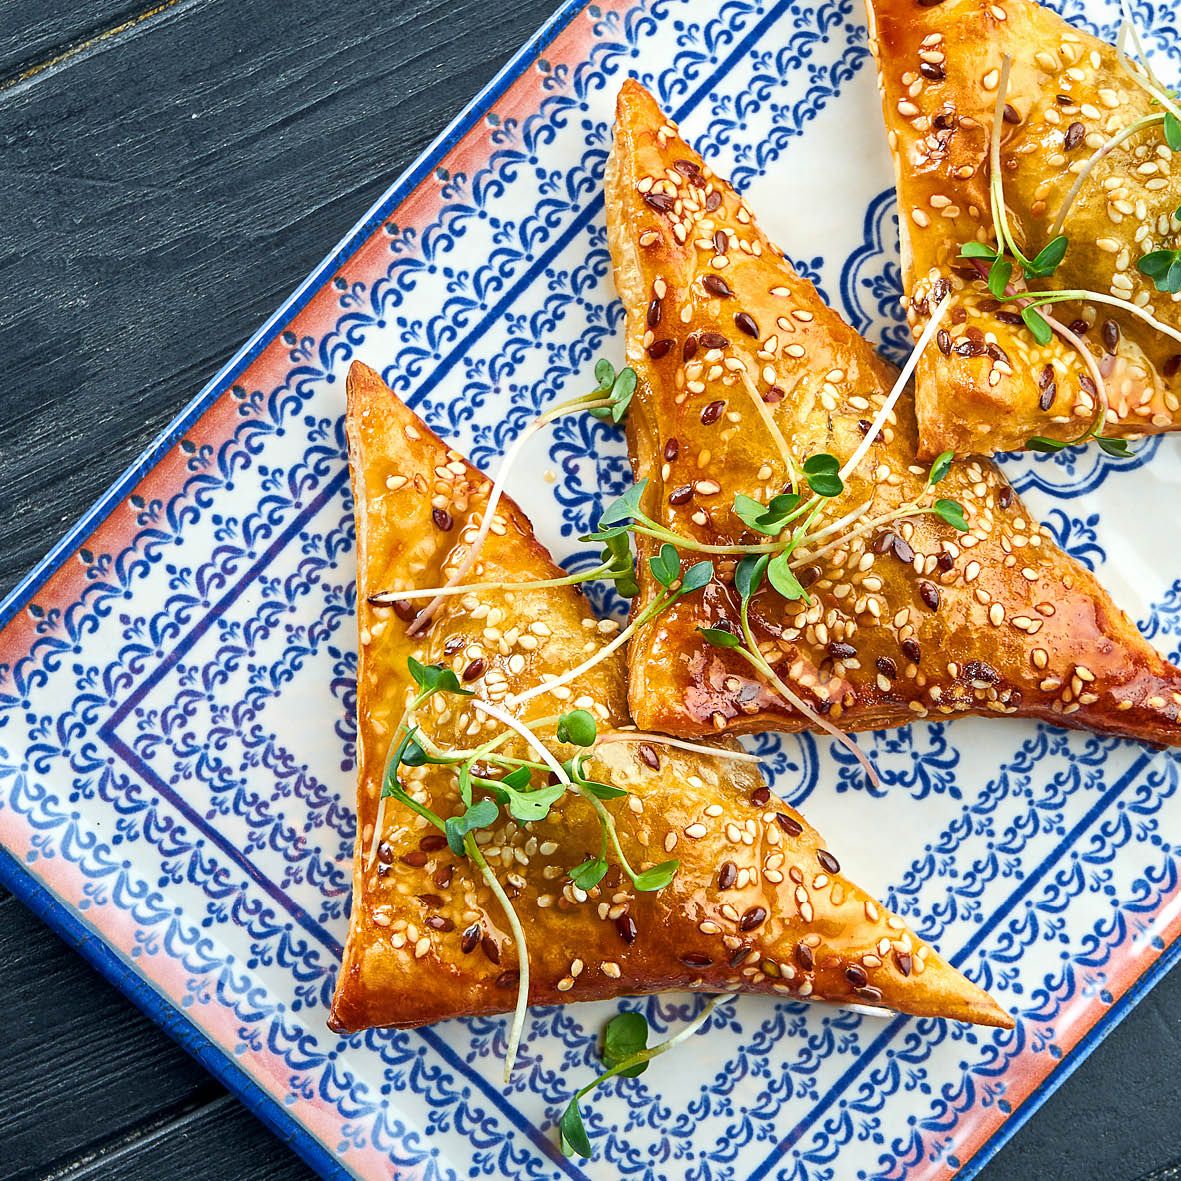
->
xmin=606 ymin=79 xmax=1181 ymax=745
xmin=328 ymin=361 xmax=1012 ymax=1032
xmin=866 ymin=0 xmax=1181 ymax=456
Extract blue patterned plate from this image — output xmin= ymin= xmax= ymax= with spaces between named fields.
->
xmin=2 ymin=1 xmax=1180 ymax=1177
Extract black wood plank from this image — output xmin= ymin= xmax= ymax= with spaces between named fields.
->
xmin=1 ymin=0 xmax=1180 ymax=1178
xmin=0 ymin=2 xmax=167 ymax=83
xmin=32 ymin=1096 xmax=315 ymax=1181
xmin=0 ymin=894 xmax=220 ymax=1180
xmin=0 ymin=0 xmax=554 ymax=601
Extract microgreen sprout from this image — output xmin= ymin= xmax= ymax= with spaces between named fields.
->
xmin=463 ymin=829 xmax=531 ymax=1081
xmin=370 ymin=561 xmax=619 ymax=606
xmin=368 ymin=660 xmax=481 ymax=868
xmin=559 ymin=997 xmax=734 ymax=1159
xmin=735 ymin=366 xmax=800 ymax=487
xmin=586 ymin=359 xmax=638 ymax=424
xmin=927 ymin=450 xmax=953 ymax=486
xmin=838 ymin=291 xmax=953 ymax=483
xmin=960 ymin=37 xmax=1181 ymax=456
xmin=802 ymin=452 xmax=844 ymax=498
xmin=1136 ymin=247 xmax=1181 ymax=294
xmin=1047 ymin=112 xmax=1167 ymax=240
xmin=732 ymin=490 xmax=804 ymax=536
xmin=556 ymin=708 xmax=598 ymax=747
xmin=594 ymin=729 xmax=763 ymax=763
xmin=932 ymin=498 xmax=968 ymax=531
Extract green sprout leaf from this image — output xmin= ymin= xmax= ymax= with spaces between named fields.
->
xmin=632 ymin=860 xmax=680 ymax=892
xmin=803 ymin=453 xmax=843 ymax=498
xmin=579 ymin=778 xmax=629 ymax=800
xmin=933 ymin=498 xmax=969 ymax=531
xmin=569 ymin=857 xmax=609 ymax=891
xmin=588 ymin=366 xmax=638 ymax=423
xmin=734 ymin=553 xmax=769 ymax=601
xmin=1021 ymin=305 xmax=1053 ymax=346
xmin=927 ymin=450 xmax=954 ymax=485
xmin=1027 ymin=435 xmax=1067 ymax=454
xmin=677 ymin=560 xmax=714 ymax=595
xmin=960 ymin=240 xmax=998 ymax=260
xmin=600 ymin=480 xmax=648 ymax=527
xmin=698 ymin=625 xmax=741 ymax=649
xmin=380 ymin=729 xmax=448 ymax=837
xmin=601 ymin=1012 xmax=650 ymax=1077
xmin=766 ymin=551 xmax=808 ymax=602
xmin=649 ymin=543 xmax=681 ymax=588
xmin=593 ymin=358 xmax=616 ymax=392
xmin=501 ymin=781 xmax=566 ymax=823
xmin=802 ymin=453 xmax=839 ymax=475
xmin=399 ymin=733 xmax=430 ymax=767
xmin=384 ymin=728 xmax=426 ymax=793
xmin=600 ymin=531 xmax=639 ymax=599
xmin=1136 ymin=248 xmax=1181 ymax=294
xmin=1024 ymin=234 xmax=1069 ymax=279
xmin=563 ymin=757 xmax=629 ymax=800
xmin=987 ymin=258 xmax=1013 ymax=298
xmin=1096 ymin=435 xmax=1134 ymax=458
xmin=557 ymin=709 xmax=598 ymax=747
xmin=609 ymin=367 xmax=637 ymax=422
xmin=407 ymin=657 xmax=474 ymax=698
xmin=559 ymin=1097 xmax=592 ymax=1159
xmin=732 ymin=491 xmax=801 ymax=536
xmin=1166 ymin=111 xmax=1181 ymax=152
xmin=444 ymin=798 xmax=499 ymax=856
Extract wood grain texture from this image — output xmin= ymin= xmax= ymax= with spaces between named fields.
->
xmin=0 ymin=0 xmax=1178 ymax=1178
xmin=0 ymin=895 xmax=224 ymax=1180
xmin=25 ymin=1096 xmax=316 ymax=1181
xmin=0 ymin=2 xmax=174 ymax=83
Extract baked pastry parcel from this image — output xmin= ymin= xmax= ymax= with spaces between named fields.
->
xmin=865 ymin=0 xmax=1181 ymax=457
xmin=605 ymin=79 xmax=1181 ymax=746
xmin=328 ymin=360 xmax=1011 ymax=1033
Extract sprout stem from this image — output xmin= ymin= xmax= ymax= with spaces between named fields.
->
xmin=570 ymin=993 xmax=735 ymax=1104
xmin=736 ymin=605 xmax=881 ymax=791
xmin=597 ymin=730 xmax=763 ymax=764
xmin=1046 ymin=113 xmax=1165 ymax=241
xmin=371 ymin=563 xmax=612 ymax=605
xmin=736 ymin=367 xmax=800 ymax=488
xmin=505 ymin=592 xmax=671 ymax=708
xmin=838 ymin=295 xmax=952 ymax=483
xmin=1021 ymin=289 xmax=1181 ymax=346
xmin=465 ymin=831 xmax=531 ymax=1082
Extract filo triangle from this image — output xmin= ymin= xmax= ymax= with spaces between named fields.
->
xmin=605 ymin=79 xmax=1181 ymax=746
xmin=865 ymin=0 xmax=1181 ymax=456
xmin=328 ymin=360 xmax=1011 ymax=1032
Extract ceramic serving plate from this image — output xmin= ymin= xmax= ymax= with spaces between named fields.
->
xmin=3 ymin=1 xmax=1181 ymax=1177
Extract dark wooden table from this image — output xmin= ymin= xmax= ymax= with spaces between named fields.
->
xmin=1 ymin=2 xmax=1179 ymax=1178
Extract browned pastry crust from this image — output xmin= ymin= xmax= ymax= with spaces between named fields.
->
xmin=865 ymin=0 xmax=1181 ymax=457
xmin=328 ymin=361 xmax=1012 ymax=1032
xmin=606 ymin=79 xmax=1181 ymax=745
